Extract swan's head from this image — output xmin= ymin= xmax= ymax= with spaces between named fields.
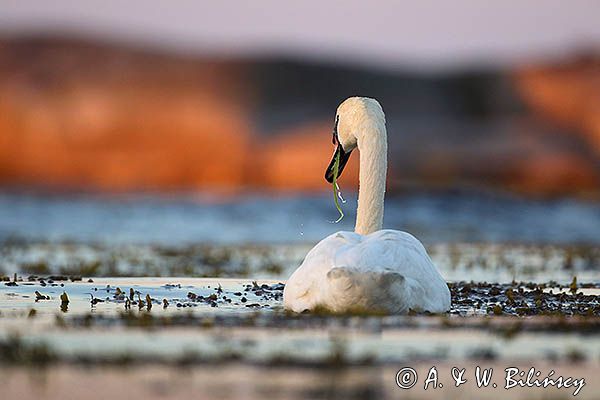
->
xmin=325 ymin=97 xmax=385 ymax=183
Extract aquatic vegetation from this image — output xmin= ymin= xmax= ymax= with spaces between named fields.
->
xmin=330 ymin=150 xmax=345 ymax=223
xmin=308 ymin=304 xmax=389 ymax=317
xmin=20 ymin=261 xmax=50 ymax=275
xmin=89 ymin=293 xmax=104 ymax=306
xmin=0 ymin=240 xmax=599 ymax=376
xmin=0 ymin=335 xmax=56 ymax=365
xmin=565 ymin=348 xmax=586 ymax=363
xmin=1 ymin=241 xmax=598 ymax=284
xmin=34 ymin=291 xmax=49 ymax=301
xmin=4 ymin=273 xmax=18 ymax=286
xmin=570 ymin=276 xmax=578 ymax=294
xmin=60 ymin=291 xmax=70 ymax=312
xmin=0 ymin=273 xmax=598 ymax=371
xmin=60 ymin=291 xmax=69 ymax=304
xmin=59 ymin=261 xmax=101 ymax=277
xmin=137 ymin=294 xmax=145 ymax=309
xmin=449 ymin=280 xmax=600 ymax=317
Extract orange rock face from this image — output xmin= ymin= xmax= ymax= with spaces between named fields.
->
xmin=514 ymin=56 xmax=600 ymax=154
xmin=256 ymin=121 xmax=359 ymax=192
xmin=0 ymin=38 xmax=360 ymax=195
xmin=0 ymin=38 xmax=253 ymax=192
xmin=1 ymin=38 xmax=599 ymax=197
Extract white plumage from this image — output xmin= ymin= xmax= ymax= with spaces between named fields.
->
xmin=283 ymin=97 xmax=451 ymax=314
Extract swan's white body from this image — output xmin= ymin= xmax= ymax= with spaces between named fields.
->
xmin=283 ymin=97 xmax=451 ymax=314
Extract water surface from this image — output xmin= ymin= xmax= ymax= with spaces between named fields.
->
xmin=2 ymin=192 xmax=600 ymax=244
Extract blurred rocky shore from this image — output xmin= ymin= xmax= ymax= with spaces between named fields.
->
xmin=1 ymin=37 xmax=599 ymax=197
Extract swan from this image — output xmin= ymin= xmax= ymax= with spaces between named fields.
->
xmin=283 ymin=97 xmax=451 ymax=314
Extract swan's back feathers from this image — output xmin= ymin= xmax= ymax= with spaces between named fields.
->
xmin=283 ymin=230 xmax=451 ymax=314
xmin=325 ymin=266 xmax=411 ymax=313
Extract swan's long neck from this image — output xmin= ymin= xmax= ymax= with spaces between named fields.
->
xmin=355 ymin=120 xmax=387 ymax=235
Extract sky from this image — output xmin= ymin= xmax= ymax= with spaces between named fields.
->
xmin=1 ymin=0 xmax=600 ymax=71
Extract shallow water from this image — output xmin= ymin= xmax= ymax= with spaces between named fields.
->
xmin=1 ymin=276 xmax=600 ymax=365
xmin=2 ymin=192 xmax=600 ymax=399
xmin=2 ymin=241 xmax=599 ymax=284
xmin=2 ymin=192 xmax=600 ymax=244
xmin=2 ymin=362 xmax=597 ymax=400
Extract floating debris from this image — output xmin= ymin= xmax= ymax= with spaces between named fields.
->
xmin=34 ymin=291 xmax=49 ymax=301
xmin=5 ymin=273 xmax=18 ymax=287
xmin=60 ymin=291 xmax=69 ymax=312
xmin=60 ymin=291 xmax=69 ymax=304
xmin=137 ymin=294 xmax=145 ymax=309
xmin=570 ymin=276 xmax=578 ymax=294
xmin=492 ymin=304 xmax=503 ymax=315
xmin=48 ymin=276 xmax=68 ymax=281
xmin=163 ymin=283 xmax=182 ymax=289
xmin=113 ymin=287 xmax=125 ymax=301
xmin=89 ymin=293 xmax=104 ymax=306
xmin=449 ymin=281 xmax=600 ymax=317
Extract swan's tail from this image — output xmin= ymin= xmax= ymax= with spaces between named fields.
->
xmin=325 ymin=267 xmax=413 ymax=314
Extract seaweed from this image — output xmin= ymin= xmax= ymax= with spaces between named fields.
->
xmin=331 ymin=150 xmax=345 ymax=223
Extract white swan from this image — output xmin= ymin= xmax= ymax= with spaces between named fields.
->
xmin=283 ymin=97 xmax=451 ymax=314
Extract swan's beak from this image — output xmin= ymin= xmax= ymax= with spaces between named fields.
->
xmin=325 ymin=143 xmax=352 ymax=183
